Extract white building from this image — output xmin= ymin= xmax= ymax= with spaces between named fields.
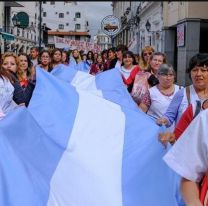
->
xmin=94 ymin=30 xmax=111 ymax=51
xmin=138 ymin=2 xmax=163 ymax=53
xmin=10 ymin=1 xmax=40 ymax=53
xmin=112 ymin=1 xmax=163 ymax=54
xmin=42 ymin=1 xmax=90 ymax=48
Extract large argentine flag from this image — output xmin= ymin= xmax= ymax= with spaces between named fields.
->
xmin=0 ymin=68 xmax=183 ymax=206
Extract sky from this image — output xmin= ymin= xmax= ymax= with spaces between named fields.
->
xmin=77 ymin=2 xmax=113 ymax=38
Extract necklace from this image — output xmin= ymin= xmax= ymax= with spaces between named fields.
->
xmin=157 ymin=85 xmax=175 ymax=97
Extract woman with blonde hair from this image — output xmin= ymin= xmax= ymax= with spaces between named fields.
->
xmin=17 ymin=53 xmax=33 ymax=88
xmin=70 ymin=49 xmax=90 ymax=73
xmin=139 ymin=46 xmax=155 ymax=70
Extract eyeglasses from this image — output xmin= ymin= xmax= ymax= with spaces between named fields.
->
xmin=159 ymin=73 xmax=174 ymax=77
xmin=143 ymin=52 xmax=152 ymax=57
xmin=191 ymin=66 xmax=208 ymax=73
xmin=41 ymin=56 xmax=50 ymax=59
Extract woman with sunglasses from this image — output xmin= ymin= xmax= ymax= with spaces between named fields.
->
xmin=131 ymin=52 xmax=167 ymax=107
xmin=139 ymin=46 xmax=155 ymax=71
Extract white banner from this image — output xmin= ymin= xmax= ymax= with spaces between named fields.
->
xmin=54 ymin=36 xmax=101 ymax=53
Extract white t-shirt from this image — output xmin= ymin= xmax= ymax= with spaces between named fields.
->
xmin=177 ymin=84 xmax=200 ymax=124
xmin=147 ymin=84 xmax=180 ymax=131
xmin=163 ymin=109 xmax=208 ymax=182
xmin=0 ymin=77 xmax=17 ymax=119
xmin=119 ymin=66 xmax=135 ymax=79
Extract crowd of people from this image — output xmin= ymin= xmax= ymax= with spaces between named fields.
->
xmin=0 ymin=44 xmax=208 ymax=205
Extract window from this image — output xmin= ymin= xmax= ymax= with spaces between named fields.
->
xmin=75 ymin=36 xmax=80 ymax=41
xmin=75 ymin=24 xmax=80 ymax=30
xmin=43 ymin=1 xmax=46 ymax=4
xmin=75 ymin=12 xmax=81 ymax=18
xmin=66 ymin=11 xmax=69 ymax=15
xmin=43 ymin=12 xmax=47 ymax=17
xmin=59 ymin=24 xmax=64 ymax=29
xmin=59 ymin=13 xmax=64 ymax=18
xmin=50 ymin=1 xmax=55 ymax=5
xmin=66 ymin=23 xmax=69 ymax=26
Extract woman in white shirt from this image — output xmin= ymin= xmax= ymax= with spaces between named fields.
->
xmin=140 ymin=64 xmax=181 ymax=131
xmin=0 ymin=64 xmax=17 ymax=119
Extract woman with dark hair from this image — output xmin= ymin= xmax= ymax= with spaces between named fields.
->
xmin=85 ymin=51 xmax=94 ymax=67
xmin=50 ymin=48 xmax=63 ymax=70
xmin=157 ymin=53 xmax=208 ymax=127
xmin=38 ymin=50 xmax=52 ymax=72
xmin=119 ymin=51 xmax=140 ymax=93
xmin=139 ymin=64 xmax=181 ymax=127
xmin=103 ymin=47 xmax=118 ymax=71
xmin=62 ymin=50 xmax=70 ymax=66
xmin=89 ymin=54 xmax=105 ymax=75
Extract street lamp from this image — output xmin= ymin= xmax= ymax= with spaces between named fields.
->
xmin=12 ymin=14 xmax=20 ymax=27
xmin=145 ymin=20 xmax=151 ymax=32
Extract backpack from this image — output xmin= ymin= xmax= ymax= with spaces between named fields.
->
xmin=185 ymin=86 xmax=201 ymax=118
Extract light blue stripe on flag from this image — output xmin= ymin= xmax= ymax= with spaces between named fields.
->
xmin=0 ymin=107 xmax=64 ymax=206
xmin=0 ymin=67 xmax=184 ymax=206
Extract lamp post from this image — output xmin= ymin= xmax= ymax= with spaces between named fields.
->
xmin=145 ymin=20 xmax=151 ymax=45
xmin=12 ymin=14 xmax=20 ymax=27
xmin=145 ymin=20 xmax=151 ymax=32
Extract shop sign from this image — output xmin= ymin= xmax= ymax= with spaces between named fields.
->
xmin=101 ymin=15 xmax=121 ymax=36
xmin=177 ymin=23 xmax=185 ymax=47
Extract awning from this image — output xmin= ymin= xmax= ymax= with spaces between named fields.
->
xmin=5 ymin=2 xmax=24 ymax=7
xmin=0 ymin=32 xmax=15 ymax=41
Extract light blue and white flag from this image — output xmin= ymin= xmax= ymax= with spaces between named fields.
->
xmin=0 ymin=68 xmax=184 ymax=206
xmin=50 ymin=65 xmax=138 ymax=111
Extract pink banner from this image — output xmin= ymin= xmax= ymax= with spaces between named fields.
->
xmin=54 ymin=36 xmax=102 ymax=53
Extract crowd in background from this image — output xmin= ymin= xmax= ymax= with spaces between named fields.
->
xmin=0 ymin=44 xmax=208 ymax=206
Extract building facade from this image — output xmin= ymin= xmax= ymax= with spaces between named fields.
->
xmin=42 ymin=1 xmax=90 ymax=48
xmin=112 ymin=1 xmax=208 ymax=86
xmin=163 ymin=1 xmax=208 ymax=85
xmin=10 ymin=1 xmax=41 ymax=54
xmin=94 ymin=30 xmax=111 ymax=51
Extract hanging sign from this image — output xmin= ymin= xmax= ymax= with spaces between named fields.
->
xmin=101 ymin=15 xmax=121 ymax=36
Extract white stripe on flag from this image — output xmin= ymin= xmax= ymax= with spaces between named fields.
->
xmin=47 ymin=88 xmax=125 ymax=206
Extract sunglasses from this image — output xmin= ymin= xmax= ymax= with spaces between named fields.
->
xmin=143 ymin=52 xmax=153 ymax=57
